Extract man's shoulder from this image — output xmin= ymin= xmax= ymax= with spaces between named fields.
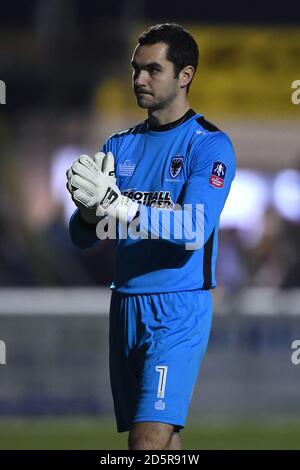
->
xmin=188 ymin=115 xmax=235 ymax=170
xmin=194 ymin=115 xmax=221 ymax=133
xmin=106 ymin=121 xmax=146 ymax=142
xmin=190 ymin=115 xmax=233 ymax=149
xmin=102 ymin=121 xmax=146 ymax=155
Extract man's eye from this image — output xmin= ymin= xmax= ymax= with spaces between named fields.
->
xmin=149 ymin=68 xmax=159 ymax=75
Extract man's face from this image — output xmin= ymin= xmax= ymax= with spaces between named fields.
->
xmin=131 ymin=42 xmax=180 ymax=110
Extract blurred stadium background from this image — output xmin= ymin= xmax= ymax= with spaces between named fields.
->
xmin=0 ymin=0 xmax=300 ymax=450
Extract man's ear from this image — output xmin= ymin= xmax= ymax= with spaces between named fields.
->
xmin=179 ymin=65 xmax=195 ymax=89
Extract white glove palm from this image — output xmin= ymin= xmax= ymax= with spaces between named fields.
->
xmin=67 ymin=152 xmax=138 ymax=225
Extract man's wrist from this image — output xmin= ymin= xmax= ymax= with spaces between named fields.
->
xmin=106 ymin=196 xmax=139 ymax=225
xmin=78 ymin=207 xmax=99 ymax=225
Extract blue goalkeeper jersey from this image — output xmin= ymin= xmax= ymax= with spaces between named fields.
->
xmin=69 ymin=109 xmax=236 ymax=293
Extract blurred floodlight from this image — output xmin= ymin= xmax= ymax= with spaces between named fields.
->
xmin=220 ymin=170 xmax=271 ymax=242
xmin=273 ymin=169 xmax=300 ymax=222
xmin=50 ymin=146 xmax=82 ymax=223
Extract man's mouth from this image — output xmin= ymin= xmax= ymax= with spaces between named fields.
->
xmin=135 ymin=90 xmax=152 ymax=95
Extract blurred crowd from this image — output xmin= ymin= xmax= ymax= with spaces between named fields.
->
xmin=0 ymin=182 xmax=299 ymax=289
xmin=217 ymin=209 xmax=300 ymax=290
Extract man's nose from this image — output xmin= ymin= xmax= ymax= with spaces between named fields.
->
xmin=134 ymin=70 xmax=147 ymax=87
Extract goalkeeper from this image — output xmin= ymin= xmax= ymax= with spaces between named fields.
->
xmin=67 ymin=23 xmax=236 ymax=450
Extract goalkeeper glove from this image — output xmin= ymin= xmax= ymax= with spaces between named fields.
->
xmin=67 ymin=152 xmax=138 ymax=225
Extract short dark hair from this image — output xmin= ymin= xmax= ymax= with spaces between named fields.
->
xmin=137 ymin=23 xmax=199 ymax=92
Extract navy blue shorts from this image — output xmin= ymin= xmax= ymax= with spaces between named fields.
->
xmin=109 ymin=289 xmax=212 ymax=432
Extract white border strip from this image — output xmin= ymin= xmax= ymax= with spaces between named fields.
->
xmin=0 ymin=288 xmax=111 ymax=315
xmin=0 ymin=288 xmax=299 ymax=316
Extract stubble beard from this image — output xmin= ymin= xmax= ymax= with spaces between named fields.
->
xmin=137 ymin=90 xmax=178 ymax=111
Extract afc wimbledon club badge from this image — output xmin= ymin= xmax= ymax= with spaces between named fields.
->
xmin=210 ymin=161 xmax=227 ymax=188
xmin=169 ymin=156 xmax=184 ymax=179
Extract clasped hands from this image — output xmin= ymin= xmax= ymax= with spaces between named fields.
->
xmin=66 ymin=152 xmax=138 ymax=225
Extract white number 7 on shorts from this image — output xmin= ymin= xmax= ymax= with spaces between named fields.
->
xmin=155 ymin=366 xmax=168 ymax=399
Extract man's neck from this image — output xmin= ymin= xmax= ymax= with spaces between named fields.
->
xmin=147 ymin=101 xmax=191 ymax=127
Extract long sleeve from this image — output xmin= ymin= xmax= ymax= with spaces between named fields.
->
xmin=69 ymin=208 xmax=100 ymax=249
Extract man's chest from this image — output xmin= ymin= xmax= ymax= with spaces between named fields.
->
xmin=115 ymin=135 xmax=193 ymax=207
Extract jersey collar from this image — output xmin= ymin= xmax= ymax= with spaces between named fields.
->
xmin=146 ymin=109 xmax=197 ymax=132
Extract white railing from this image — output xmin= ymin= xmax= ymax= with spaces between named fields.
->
xmin=0 ymin=287 xmax=299 ymax=316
